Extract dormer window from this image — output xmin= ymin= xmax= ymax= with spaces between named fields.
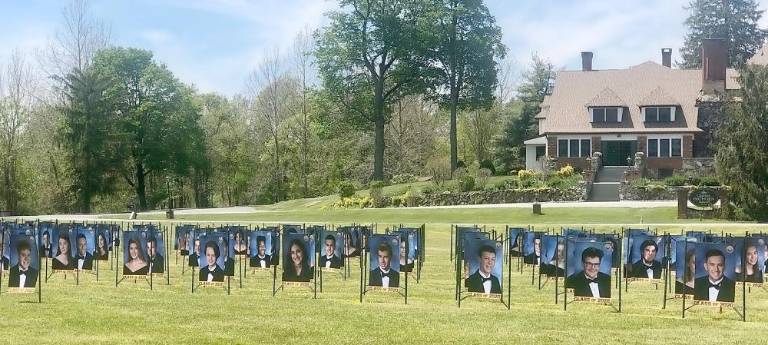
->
xmin=644 ymin=106 xmax=675 ymax=122
xmin=591 ymin=107 xmax=622 ymax=123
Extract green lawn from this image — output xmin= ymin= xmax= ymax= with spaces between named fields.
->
xmin=3 ymin=209 xmax=766 ymax=344
xmin=128 ymin=206 xmax=735 ymax=227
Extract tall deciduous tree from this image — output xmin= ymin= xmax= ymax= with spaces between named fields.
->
xmin=92 ymin=47 xmax=196 ymax=210
xmin=425 ymin=0 xmax=505 ymax=173
xmin=715 ymin=63 xmax=768 ymax=221
xmin=0 ymin=51 xmax=36 ymax=213
xmin=493 ymin=53 xmax=552 ymax=172
xmin=247 ymin=49 xmax=297 ymax=203
xmin=679 ymin=0 xmax=767 ymax=68
xmin=315 ymin=0 xmax=430 ymax=181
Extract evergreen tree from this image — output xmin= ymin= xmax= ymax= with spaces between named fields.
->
xmin=715 ymin=63 xmax=768 ymax=221
xmin=493 ymin=54 xmax=552 ymax=172
xmin=679 ymin=0 xmax=767 ymax=68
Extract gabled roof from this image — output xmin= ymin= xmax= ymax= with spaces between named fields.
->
xmin=537 ymin=61 xmax=740 ymax=134
xmin=585 ymin=88 xmax=626 ymax=107
xmin=638 ymin=86 xmax=679 ymax=107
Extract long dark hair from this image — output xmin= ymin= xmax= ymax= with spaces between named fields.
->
xmin=286 ymin=238 xmax=309 ymax=274
xmin=127 ymin=238 xmax=148 ymax=263
xmin=57 ymin=235 xmax=71 ymax=256
xmin=96 ymin=233 xmax=108 ymax=252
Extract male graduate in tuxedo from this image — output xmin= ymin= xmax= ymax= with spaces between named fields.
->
xmin=631 ymin=239 xmax=662 ymax=279
xmin=9 ymin=240 xmax=38 ymax=288
xmin=524 ymin=238 xmax=541 ymax=265
xmin=147 ymin=237 xmax=165 ymax=274
xmin=466 ymin=244 xmax=502 ymax=294
xmin=566 ymin=247 xmax=611 ymax=298
xmin=199 ymin=241 xmax=225 ymax=282
xmin=74 ymin=234 xmax=94 ymax=270
xmin=694 ymin=249 xmax=735 ymax=303
xmin=40 ymin=231 xmax=51 ymax=258
xmin=369 ymin=241 xmax=399 ymax=288
xmin=319 ymin=234 xmax=342 ymax=269
xmin=250 ymin=236 xmax=271 ymax=268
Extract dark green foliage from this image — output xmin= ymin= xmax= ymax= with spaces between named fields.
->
xmin=663 ymin=174 xmax=687 ymax=187
xmin=422 ymin=0 xmax=505 ymax=172
xmin=479 ymin=159 xmax=496 ymax=175
xmin=494 ymin=54 xmax=552 ymax=172
xmin=315 ymin=0 xmax=432 ymax=181
xmin=679 ymin=0 xmax=767 ymax=68
xmin=458 ymin=175 xmax=475 ymax=192
xmin=715 ymin=64 xmax=768 ymax=220
xmin=58 ymin=67 xmax=118 ymax=213
xmin=338 ymin=181 xmax=356 ymax=199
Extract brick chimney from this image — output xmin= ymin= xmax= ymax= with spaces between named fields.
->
xmin=581 ymin=51 xmax=593 ymax=71
xmin=661 ymin=48 xmax=672 ymax=68
xmin=702 ymin=38 xmax=727 ymax=93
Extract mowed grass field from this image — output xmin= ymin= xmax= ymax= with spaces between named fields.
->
xmin=3 ymin=207 xmax=768 ymax=345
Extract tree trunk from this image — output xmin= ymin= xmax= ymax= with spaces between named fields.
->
xmin=273 ymin=134 xmax=281 ymax=202
xmin=134 ymin=158 xmax=147 ymax=210
xmin=373 ymin=80 xmax=386 ymax=181
xmin=450 ymin=93 xmax=458 ymax=174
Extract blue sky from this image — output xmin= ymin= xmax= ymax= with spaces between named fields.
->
xmin=1 ymin=0 xmax=764 ymax=96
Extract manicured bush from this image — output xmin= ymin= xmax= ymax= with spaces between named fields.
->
xmin=663 ymin=174 xmax=687 ymax=186
xmin=458 ymin=175 xmax=476 ymax=192
xmin=337 ymin=181 xmax=356 ymax=199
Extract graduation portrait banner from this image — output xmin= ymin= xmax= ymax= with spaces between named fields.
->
xmin=692 ymin=242 xmax=737 ymax=304
xmin=249 ymin=230 xmax=277 ymax=269
xmin=123 ymin=231 xmax=150 ymax=276
xmin=282 ymin=232 xmax=315 ymax=283
xmin=368 ymin=234 xmax=400 ymax=288
xmin=463 ymin=237 xmax=503 ymax=295
xmin=8 ymin=231 xmax=39 ymax=289
xmin=565 ymin=239 xmax=614 ymax=300
xmin=319 ymin=229 xmax=344 ymax=270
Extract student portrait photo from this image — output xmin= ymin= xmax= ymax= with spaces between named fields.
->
xmin=233 ymin=230 xmax=248 ymax=256
xmin=72 ymin=228 xmax=95 ymax=271
xmin=397 ymin=230 xmax=416 ymax=273
xmin=565 ymin=242 xmax=613 ymax=299
xmin=693 ymin=244 xmax=736 ymax=303
xmin=369 ymin=235 xmax=400 ymax=288
xmin=674 ymin=239 xmax=696 ymax=295
xmin=8 ymin=235 xmax=39 ymax=288
xmin=39 ymin=225 xmax=54 ymax=258
xmin=630 ymin=237 xmax=663 ymax=279
xmin=540 ymin=236 xmax=564 ymax=277
xmin=122 ymin=232 xmax=149 ymax=275
xmin=282 ymin=233 xmax=315 ymax=283
xmin=523 ymin=232 xmax=541 ymax=265
xmin=198 ymin=236 xmax=226 ymax=283
xmin=249 ymin=231 xmax=273 ymax=268
xmin=147 ymin=235 xmax=165 ymax=274
xmin=464 ymin=239 xmax=503 ymax=294
xmin=222 ymin=233 xmax=235 ymax=276
xmin=188 ymin=232 xmax=202 ymax=267
xmin=734 ymin=239 xmax=765 ymax=283
xmin=319 ymin=231 xmax=343 ymax=269
xmin=508 ymin=228 xmax=524 ymax=257
xmin=94 ymin=230 xmax=110 ymax=261
xmin=51 ymin=229 xmax=74 ymax=270
xmin=344 ymin=227 xmax=362 ymax=258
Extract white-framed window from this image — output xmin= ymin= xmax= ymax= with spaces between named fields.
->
xmin=591 ymin=107 xmax=623 ymax=123
xmin=643 ymin=106 xmax=676 ymax=122
xmin=647 ymin=138 xmax=682 ymax=157
xmin=557 ymin=138 xmax=591 ymax=158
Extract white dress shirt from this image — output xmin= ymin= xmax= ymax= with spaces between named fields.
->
xmin=708 ymin=277 xmax=724 ymax=302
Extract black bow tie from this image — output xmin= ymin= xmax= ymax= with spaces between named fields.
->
xmin=644 ymin=264 xmax=654 ymax=269
xmin=587 ymin=278 xmax=598 ymax=284
xmin=19 ymin=270 xmax=27 ymax=275
xmin=381 ymin=271 xmax=391 ymax=278
xmin=709 ymin=282 xmax=721 ymax=290
xmin=482 ymin=277 xmax=493 ymax=283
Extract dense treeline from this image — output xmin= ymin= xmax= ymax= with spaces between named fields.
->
xmin=0 ymin=0 xmax=527 ymax=215
xmin=1 ymin=0 xmax=766 ymax=217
